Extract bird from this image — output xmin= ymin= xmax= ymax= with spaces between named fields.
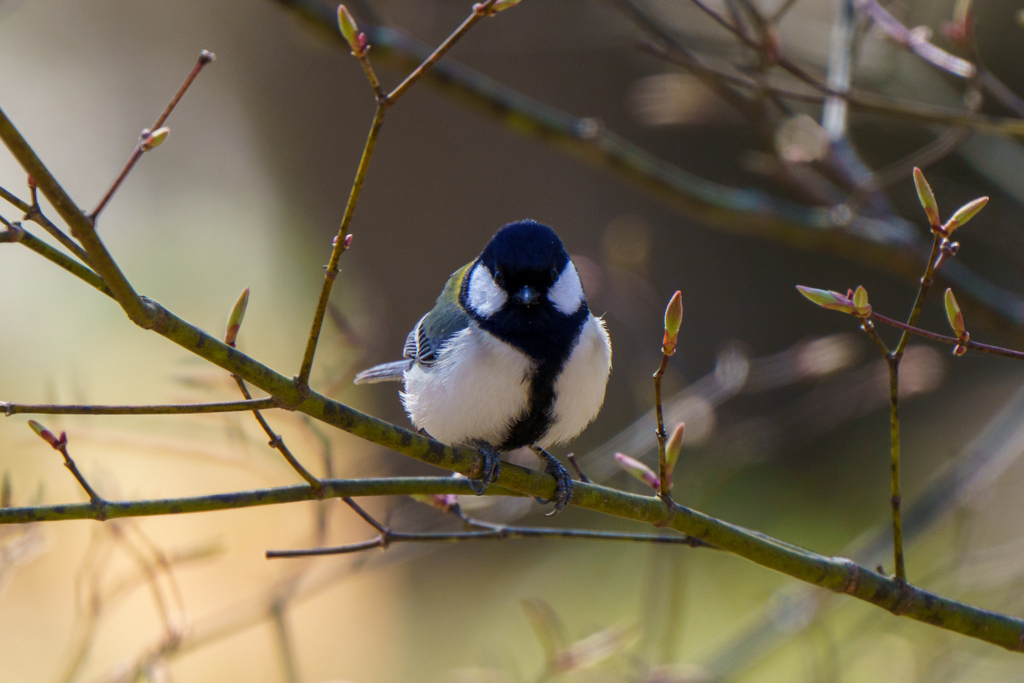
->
xmin=354 ymin=219 xmax=611 ymax=513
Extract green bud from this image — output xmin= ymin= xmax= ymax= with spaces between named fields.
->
xmin=662 ymin=290 xmax=683 ymax=355
xmin=664 ymin=423 xmax=685 ymax=490
xmin=225 ymin=287 xmax=250 ymax=347
xmin=796 ymin=286 xmax=856 ymax=314
xmin=492 ymin=0 xmax=524 ymax=10
xmin=140 ymin=127 xmax=169 ymax=151
xmin=946 ymin=196 xmax=988 ymax=232
xmin=913 ymin=167 xmax=940 ymax=228
xmin=614 ymin=452 xmax=660 ymax=490
xmin=944 ymin=288 xmax=966 ymax=338
xmin=852 ymin=285 xmax=871 ymax=317
xmin=337 ymin=5 xmax=367 ymax=56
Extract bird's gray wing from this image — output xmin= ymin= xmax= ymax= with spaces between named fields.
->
xmin=354 ymin=264 xmax=473 ymax=385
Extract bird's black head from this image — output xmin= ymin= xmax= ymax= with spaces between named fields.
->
xmin=460 ymin=220 xmax=589 ymax=360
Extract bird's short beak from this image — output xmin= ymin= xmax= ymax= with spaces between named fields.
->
xmin=514 ymin=286 xmax=540 ymax=306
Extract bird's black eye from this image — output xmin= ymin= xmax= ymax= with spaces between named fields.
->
xmin=493 ymin=269 xmax=505 ymax=287
xmin=549 ymin=267 xmax=559 ymax=283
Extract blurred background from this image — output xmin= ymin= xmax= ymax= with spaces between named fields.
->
xmin=3 ymin=0 xmax=1024 ymax=680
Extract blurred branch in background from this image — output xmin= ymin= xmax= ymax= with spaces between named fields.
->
xmin=274 ymin=0 xmax=1024 ymax=337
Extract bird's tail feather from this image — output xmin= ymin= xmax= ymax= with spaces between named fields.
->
xmin=353 ymin=360 xmax=412 ymax=384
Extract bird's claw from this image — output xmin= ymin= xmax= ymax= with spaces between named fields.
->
xmin=467 ymin=442 xmax=501 ymax=496
xmin=532 ymin=447 xmax=574 ymax=515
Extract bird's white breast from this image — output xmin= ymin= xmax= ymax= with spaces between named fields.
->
xmin=401 ymin=323 xmax=533 ymax=446
xmin=540 ymin=314 xmax=612 ymax=448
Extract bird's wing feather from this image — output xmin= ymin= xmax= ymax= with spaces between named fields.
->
xmin=353 ymin=263 xmax=473 ymax=384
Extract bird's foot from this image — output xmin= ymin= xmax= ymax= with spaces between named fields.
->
xmin=466 ymin=441 xmax=501 ymax=495
xmin=532 ymin=447 xmax=574 ymax=516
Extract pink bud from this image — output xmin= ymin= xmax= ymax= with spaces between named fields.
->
xmin=615 ymin=453 xmax=660 ymax=490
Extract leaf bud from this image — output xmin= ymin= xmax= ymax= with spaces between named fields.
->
xmin=140 ymin=127 xmax=170 ymax=151
xmin=225 ymin=287 xmax=250 ymax=347
xmin=27 ymin=420 xmax=61 ymax=449
xmin=662 ymin=290 xmax=683 ymax=355
xmin=913 ymin=167 xmax=940 ymax=228
xmin=337 ymin=5 xmax=368 ymax=56
xmin=852 ymin=285 xmax=871 ymax=317
xmin=945 ymin=196 xmax=988 ymax=233
xmin=615 ymin=452 xmax=660 ymax=491
xmin=944 ymin=288 xmax=966 ymax=338
xmin=664 ymin=423 xmax=685 ymax=490
xmin=796 ymin=286 xmax=856 ymax=314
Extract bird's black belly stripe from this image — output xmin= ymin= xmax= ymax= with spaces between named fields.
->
xmin=496 ymin=308 xmax=589 ymax=451
xmin=498 ymin=356 xmax=561 ymax=451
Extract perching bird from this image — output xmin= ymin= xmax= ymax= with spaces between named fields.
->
xmin=354 ymin=220 xmax=611 ymax=512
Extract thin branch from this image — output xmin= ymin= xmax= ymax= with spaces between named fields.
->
xmin=2 ymin=398 xmax=275 ymax=416
xmin=853 ymin=0 xmax=974 ymax=78
xmin=643 ymin=41 xmax=1024 ymax=139
xmin=295 ymin=107 xmax=379 ymax=387
xmin=894 ymin=235 xmax=943 ymax=359
xmin=871 ymin=312 xmax=1024 ymax=361
xmin=653 ymin=352 xmax=672 ymax=501
xmin=90 ymin=51 xmax=215 ymax=222
xmin=0 ymin=184 xmax=94 ymax=264
xmin=267 ymin=523 xmax=710 ymax=558
xmin=233 ymin=374 xmax=324 ymax=493
xmin=0 ymin=222 xmax=110 ymax=296
xmin=296 ymin=0 xmax=500 ymax=387
xmin=29 ymin=425 xmax=108 ymax=520
xmin=383 ymin=0 xmax=497 ymax=106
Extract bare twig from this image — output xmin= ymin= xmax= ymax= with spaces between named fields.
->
xmin=267 ymin=521 xmax=709 ymax=559
xmin=90 ymin=50 xmax=215 ymax=222
xmin=27 ymin=422 xmax=107 ymax=520
xmin=2 ymin=398 xmax=275 ymax=416
xmin=871 ymin=312 xmax=1024 ymax=361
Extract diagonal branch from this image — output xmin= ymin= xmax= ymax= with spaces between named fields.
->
xmin=0 ymin=106 xmax=158 ymax=328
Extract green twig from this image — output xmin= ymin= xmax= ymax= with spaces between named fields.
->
xmin=2 ymin=398 xmax=275 ymax=416
xmin=297 ymin=0 xmax=500 ymax=387
xmin=296 ymin=106 xmax=381 ymax=387
xmin=0 ymin=222 xmax=110 ymax=296
xmin=653 ymin=353 xmax=672 ymax=501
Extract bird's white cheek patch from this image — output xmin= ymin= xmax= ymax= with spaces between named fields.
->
xmin=547 ymin=261 xmax=584 ymax=315
xmin=467 ymin=262 xmax=507 ymax=317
